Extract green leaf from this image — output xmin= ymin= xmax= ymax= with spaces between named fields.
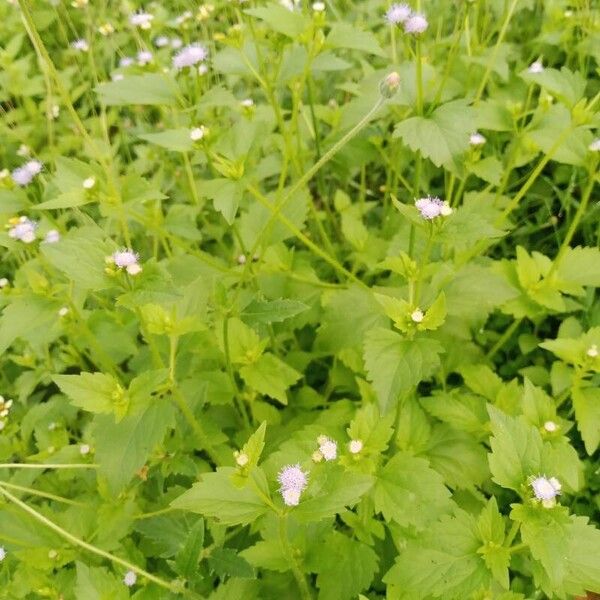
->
xmin=95 ymin=74 xmax=179 ymax=105
xmin=202 ymin=178 xmax=244 ymax=225
xmin=521 ymin=66 xmax=586 ymax=108
xmin=241 ymin=298 xmax=309 ymax=325
xmin=41 ymin=226 xmax=113 ymax=290
xmin=373 ymin=452 xmax=452 ymax=528
xmin=487 ymin=406 xmax=544 ymax=492
xmin=53 ymin=372 xmax=120 ymax=415
xmin=363 ymin=329 xmax=443 ymax=412
xmin=0 ymin=295 xmax=60 ymax=355
xmin=470 ymin=156 xmax=503 ymax=185
xmin=208 ymin=548 xmax=255 ymax=579
xmin=393 ymin=100 xmax=474 ymax=168
xmin=384 ymin=510 xmax=492 ymax=599
xmin=325 ymin=23 xmax=386 ymax=57
xmin=92 ymin=398 xmax=174 ymax=494
xmin=477 ymin=499 xmax=509 ymax=588
xmin=174 ymin=519 xmax=205 ymax=579
xmin=294 ymin=468 xmax=373 ymax=522
xmin=75 ymin=562 xmax=128 ymax=600
xmin=316 ymin=286 xmax=388 ymax=352
xmin=312 ymin=532 xmax=379 ymax=600
xmin=511 ymin=503 xmax=572 ymax=589
xmin=239 ymin=353 xmax=301 ymax=404
xmin=138 ymin=128 xmax=193 ymax=152
xmin=245 ymin=3 xmax=309 ymax=37
xmin=572 ymin=387 xmax=600 ymax=455
xmin=171 ymin=468 xmax=270 ymax=525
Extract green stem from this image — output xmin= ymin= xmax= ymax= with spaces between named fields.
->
xmin=0 ymin=481 xmax=85 ymax=506
xmin=0 ymin=484 xmax=179 ymax=593
xmin=474 ymin=0 xmax=519 ymax=102
xmin=223 ymin=316 xmax=251 ymax=428
xmin=486 ymin=318 xmax=522 ymax=360
xmin=546 ymin=168 xmax=597 ymax=281
xmin=0 ymin=463 xmax=98 ymax=470
xmin=278 ymin=515 xmax=312 ymax=600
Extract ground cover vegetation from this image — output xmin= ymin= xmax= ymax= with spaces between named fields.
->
xmin=0 ymin=0 xmax=599 ymax=598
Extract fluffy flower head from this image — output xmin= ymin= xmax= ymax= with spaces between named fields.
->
xmin=531 ymin=476 xmax=561 ymax=501
xmin=349 ymin=439 xmax=363 ymax=454
xmin=45 ymin=229 xmax=60 ymax=244
xmin=318 ymin=436 xmax=337 ymax=461
xmin=385 ymin=3 xmax=411 ymax=25
xmin=130 ymin=11 xmax=154 ymax=29
xmin=277 ymin=464 xmax=308 ymax=492
xmin=173 ymin=44 xmax=208 ymax=69
xmin=7 ymin=216 xmax=37 ymax=243
xmin=123 ymin=570 xmax=137 ymax=587
xmin=415 ymin=196 xmax=452 ymax=219
xmin=469 ymin=132 xmax=486 ymax=146
xmin=404 ymin=12 xmax=428 ymax=34
xmin=71 ymin=39 xmax=89 ymax=52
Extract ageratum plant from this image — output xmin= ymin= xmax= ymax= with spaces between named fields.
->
xmin=0 ymin=0 xmax=599 ymax=598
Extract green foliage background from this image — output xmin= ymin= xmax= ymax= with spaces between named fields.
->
xmin=0 ymin=0 xmax=599 ymax=598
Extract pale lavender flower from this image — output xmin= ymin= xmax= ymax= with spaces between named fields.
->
xmin=71 ymin=39 xmax=89 ymax=52
xmin=278 ymin=464 xmax=308 ymax=493
xmin=11 ymin=167 xmax=34 ymax=186
xmin=123 ymin=570 xmax=137 ymax=587
xmin=531 ymin=476 xmax=561 ymax=501
xmin=137 ymin=50 xmax=153 ymax=65
xmin=528 ymin=60 xmax=544 ymax=74
xmin=44 ymin=229 xmax=60 ymax=244
xmin=24 ymin=160 xmax=43 ymax=176
xmin=171 ymin=38 xmax=183 ymax=49
xmin=7 ymin=217 xmax=37 ymax=243
xmin=172 ymin=43 xmax=208 ymax=69
xmin=119 ymin=56 xmax=134 ymax=68
xmin=404 ymin=12 xmax=428 ymax=34
xmin=110 ymin=249 xmax=142 ymax=275
xmin=129 ymin=11 xmax=154 ymax=29
xmin=415 ymin=196 xmax=452 ymax=219
xmin=385 ymin=3 xmax=411 ymax=25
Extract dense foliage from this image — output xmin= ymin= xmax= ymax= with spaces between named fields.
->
xmin=0 ymin=0 xmax=599 ymax=598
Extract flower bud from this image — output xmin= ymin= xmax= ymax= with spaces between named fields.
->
xmin=380 ymin=72 xmax=401 ymax=99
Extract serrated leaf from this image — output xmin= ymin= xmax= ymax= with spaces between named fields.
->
xmin=393 ymin=100 xmax=474 ymax=168
xmin=92 ymin=398 xmax=174 ymax=493
xmin=572 ymin=387 xmax=600 ymax=455
xmin=208 ymin=547 xmax=255 ymax=579
xmin=239 ymin=353 xmax=301 ymax=404
xmin=171 ymin=468 xmax=270 ymax=526
xmin=384 ymin=510 xmax=492 ymax=599
xmin=487 ymin=406 xmax=544 ymax=492
xmin=174 ymin=519 xmax=205 ymax=579
xmin=241 ymin=298 xmax=309 ymax=325
xmin=363 ymin=329 xmax=443 ymax=412
xmin=326 ymin=23 xmax=386 ymax=57
xmin=53 ymin=371 xmax=120 ymax=414
xmin=373 ymin=452 xmax=452 ymax=528
xmin=245 ymin=3 xmax=309 ymax=37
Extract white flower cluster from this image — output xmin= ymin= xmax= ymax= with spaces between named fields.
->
xmin=7 ymin=216 xmax=37 ymax=243
xmin=123 ymin=570 xmax=137 ymax=587
xmin=469 ymin=132 xmax=486 ymax=146
xmin=12 ymin=160 xmax=43 ymax=186
xmin=528 ymin=60 xmax=544 ymax=74
xmin=0 ymin=395 xmax=13 ymax=431
xmin=313 ymin=435 xmax=338 ymax=462
xmin=415 ymin=196 xmax=452 ymax=220
xmin=385 ymin=3 xmax=428 ymax=34
xmin=530 ymin=475 xmax=561 ymax=507
xmin=277 ymin=464 xmax=308 ymax=506
xmin=71 ymin=39 xmax=89 ymax=52
xmin=589 ymin=139 xmax=600 ymax=152
xmin=107 ymin=249 xmax=143 ymax=275
xmin=129 ymin=11 xmax=154 ymax=29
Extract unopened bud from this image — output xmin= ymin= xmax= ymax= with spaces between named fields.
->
xmin=380 ymin=72 xmax=401 ymax=99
